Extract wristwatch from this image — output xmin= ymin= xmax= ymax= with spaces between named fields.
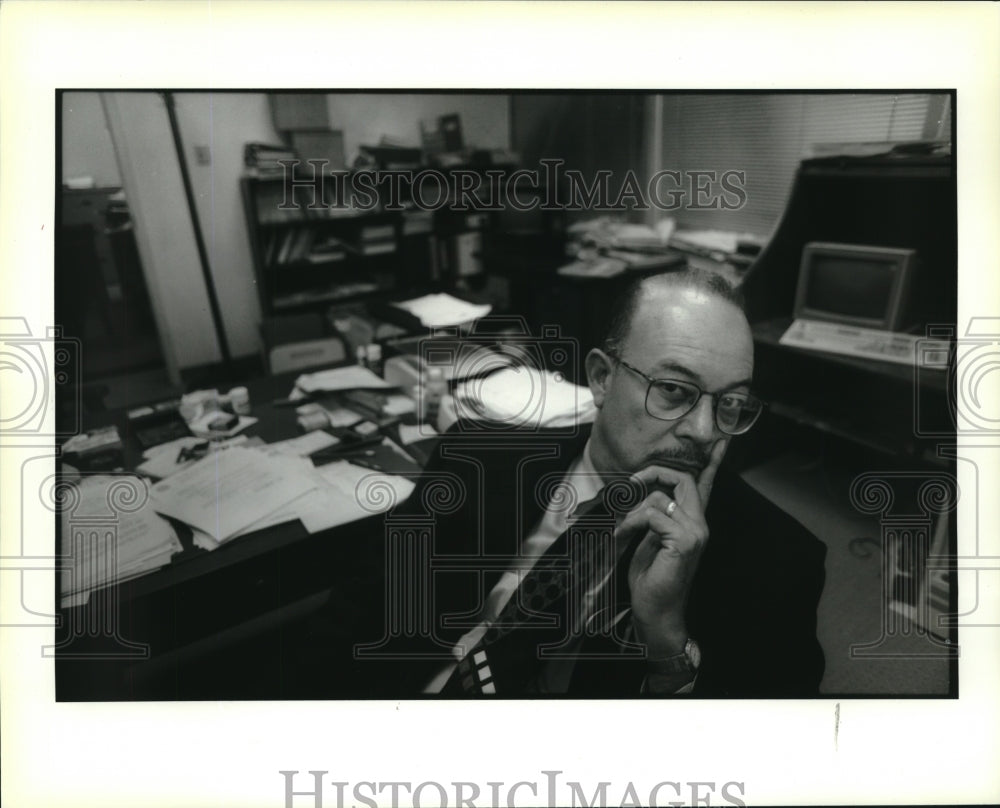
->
xmin=648 ymin=638 xmax=701 ymax=675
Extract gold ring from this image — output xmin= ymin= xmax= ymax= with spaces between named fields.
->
xmin=666 ymin=500 xmax=677 ymax=516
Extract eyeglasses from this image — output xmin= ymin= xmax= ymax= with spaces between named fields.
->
xmin=612 ymin=356 xmax=764 ymax=435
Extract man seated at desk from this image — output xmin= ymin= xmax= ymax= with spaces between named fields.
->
xmin=381 ymin=268 xmax=826 ymax=697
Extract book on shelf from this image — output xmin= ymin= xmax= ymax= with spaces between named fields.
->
xmin=273 ymin=281 xmax=382 ymax=310
xmin=306 ymin=251 xmax=346 ymax=265
xmin=264 ymin=232 xmax=279 ymax=267
xmin=359 ymin=222 xmax=397 ymax=256
xmin=361 ymin=240 xmax=397 ymax=256
xmin=402 ymin=210 xmax=434 ymax=236
xmin=269 ymin=228 xmax=336 ymax=267
xmin=306 ymin=236 xmax=347 ymax=264
xmin=275 ymin=229 xmax=296 ymax=265
xmin=288 ymin=229 xmax=317 ymax=264
xmin=360 ymin=224 xmax=395 ymax=242
xmin=254 ymin=182 xmax=305 ymax=225
xmin=244 ymin=141 xmax=297 ymax=171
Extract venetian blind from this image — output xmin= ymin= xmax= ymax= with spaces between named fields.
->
xmin=658 ymin=93 xmax=950 ymax=238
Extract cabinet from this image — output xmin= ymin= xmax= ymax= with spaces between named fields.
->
xmin=740 ymin=153 xmax=956 ymax=463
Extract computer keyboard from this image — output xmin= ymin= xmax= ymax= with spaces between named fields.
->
xmin=779 ymin=318 xmax=950 ymax=369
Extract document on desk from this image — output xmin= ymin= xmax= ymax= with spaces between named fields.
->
xmin=60 ymin=474 xmax=183 ymax=607
xmin=149 ymin=447 xmax=319 ymax=542
xmin=263 ymin=430 xmax=340 ymax=457
xmin=295 ymin=365 xmax=392 ymax=394
xmin=454 ymin=366 xmax=597 ymax=428
xmin=190 ymin=486 xmax=319 ymax=551
xmin=295 ymin=460 xmax=416 ymax=534
xmin=188 ymin=411 xmax=258 ymax=439
xmin=397 ymin=423 xmax=436 ymax=445
xmin=391 ymin=292 xmax=492 ymax=328
xmin=135 ymin=435 xmax=258 ymax=480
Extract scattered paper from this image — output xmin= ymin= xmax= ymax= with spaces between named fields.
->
xmin=397 ymin=423 xmax=436 ymax=445
xmin=670 ymin=229 xmax=756 ymax=255
xmin=149 ymin=447 xmax=319 ymax=542
xmin=312 ymin=403 xmax=363 ymax=427
xmin=391 ymin=293 xmax=492 ymax=328
xmin=264 ymin=430 xmax=339 ymax=457
xmin=192 ymin=485 xmax=318 ymax=550
xmin=296 ymin=365 xmax=393 ymax=393
xmin=191 ymin=458 xmax=416 ymax=539
xmin=382 ymin=393 xmax=417 ymax=416
xmin=142 ymin=436 xmax=205 ymax=458
xmin=557 ymin=258 xmax=627 ymax=278
xmin=296 ymin=461 xmax=415 ymax=533
xmin=188 ymin=411 xmax=258 ymax=439
xmin=135 ymin=435 xmax=256 ymax=480
xmin=60 ymin=474 xmax=183 ymax=606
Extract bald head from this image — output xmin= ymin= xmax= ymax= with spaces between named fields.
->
xmin=602 ymin=268 xmax=746 ymax=358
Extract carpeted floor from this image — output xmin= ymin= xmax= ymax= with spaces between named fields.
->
xmin=742 ymin=451 xmax=953 ymax=696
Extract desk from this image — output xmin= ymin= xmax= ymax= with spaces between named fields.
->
xmin=55 ymin=370 xmax=437 ymax=700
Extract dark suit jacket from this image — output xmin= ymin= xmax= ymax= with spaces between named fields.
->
xmin=395 ymin=421 xmax=827 ymax=697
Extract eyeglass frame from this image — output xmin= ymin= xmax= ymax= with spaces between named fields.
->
xmin=608 ymin=353 xmax=765 ymax=435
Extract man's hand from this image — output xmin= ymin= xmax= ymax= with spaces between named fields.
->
xmin=622 ymin=440 xmax=727 ymax=659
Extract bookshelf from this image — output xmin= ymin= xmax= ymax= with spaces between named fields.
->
xmin=240 ymin=165 xmax=563 ymax=328
xmin=240 ymin=173 xmax=439 ymax=316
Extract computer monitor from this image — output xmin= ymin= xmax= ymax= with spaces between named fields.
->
xmin=793 ymin=242 xmax=917 ymax=331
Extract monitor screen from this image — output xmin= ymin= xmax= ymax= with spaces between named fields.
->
xmin=804 ymin=255 xmax=897 ymax=320
xmin=795 ymin=242 xmax=916 ymax=330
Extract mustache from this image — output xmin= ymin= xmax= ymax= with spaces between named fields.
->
xmin=644 ymin=445 xmax=711 ymax=473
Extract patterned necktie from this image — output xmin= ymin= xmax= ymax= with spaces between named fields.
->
xmin=442 ymin=486 xmax=643 ymax=695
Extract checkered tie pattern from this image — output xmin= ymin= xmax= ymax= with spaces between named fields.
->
xmin=442 ymin=491 xmax=617 ymax=695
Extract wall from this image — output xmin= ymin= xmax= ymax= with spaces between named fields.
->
xmin=174 ymin=92 xmax=276 ymax=359
xmin=326 ymin=93 xmax=510 ymax=160
xmin=511 ymin=94 xmax=647 ymax=224
xmin=61 ymin=92 xmax=122 ymax=187
xmin=102 ymin=92 xmax=222 ymax=381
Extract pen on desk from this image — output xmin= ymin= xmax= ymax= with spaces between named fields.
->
xmin=176 ymin=441 xmax=209 ymax=463
xmin=272 ymin=393 xmax=318 ymax=407
xmin=401 ymin=441 xmax=429 ymax=467
xmin=383 ymin=423 xmax=429 ymax=467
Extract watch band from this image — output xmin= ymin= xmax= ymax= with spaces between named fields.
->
xmin=647 ymin=638 xmax=701 ymax=675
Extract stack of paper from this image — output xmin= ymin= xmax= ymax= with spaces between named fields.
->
xmin=263 ymin=430 xmax=340 ymax=457
xmin=296 ymin=365 xmax=393 ymax=394
xmin=149 ymin=447 xmax=320 ymax=546
xmin=150 ymin=444 xmax=415 ymax=552
xmin=284 ymin=459 xmax=416 ymax=535
xmin=669 ymin=228 xmax=761 ymax=258
xmin=134 ymin=434 xmax=257 ymax=480
xmin=188 ymin=410 xmax=258 ymax=439
xmin=391 ymin=293 xmax=492 ymax=328
xmin=453 ymin=366 xmax=596 ymax=429
xmin=61 ymin=475 xmax=183 ymax=607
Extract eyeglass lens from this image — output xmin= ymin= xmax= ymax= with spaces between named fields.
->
xmin=646 ymin=380 xmax=760 ymax=434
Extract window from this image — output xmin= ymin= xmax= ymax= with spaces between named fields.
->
xmin=655 ymin=93 xmax=951 ymax=237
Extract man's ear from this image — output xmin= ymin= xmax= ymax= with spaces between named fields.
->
xmin=585 ymin=348 xmax=614 ymax=408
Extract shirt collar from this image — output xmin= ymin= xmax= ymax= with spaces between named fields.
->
xmin=562 ymin=439 xmax=605 ymax=514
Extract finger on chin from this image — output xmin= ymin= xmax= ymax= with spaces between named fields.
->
xmin=697 ymin=438 xmax=729 ymax=500
xmin=630 ymin=466 xmax=698 ymax=506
